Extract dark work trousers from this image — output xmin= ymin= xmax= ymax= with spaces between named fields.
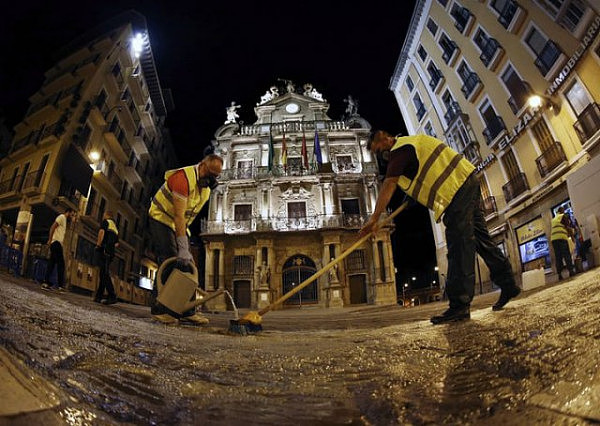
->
xmin=45 ymin=241 xmax=65 ymax=288
xmin=95 ymin=249 xmax=116 ymax=300
xmin=148 ymin=219 xmax=195 ymax=318
xmin=552 ymin=239 xmax=574 ymax=277
xmin=443 ymin=174 xmax=516 ymax=310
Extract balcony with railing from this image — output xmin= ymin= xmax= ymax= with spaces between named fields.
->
xmin=482 ymin=116 xmax=507 ymax=146
xmin=497 ymin=0 xmax=518 ymax=29
xmin=103 ymin=121 xmax=132 ymax=162
xmin=534 ymin=40 xmax=561 ymax=76
xmin=482 ymin=196 xmax=497 ymax=217
xmin=428 ymin=67 xmax=444 ymax=92
xmin=81 ymin=201 xmax=101 ymax=225
xmin=502 ymin=172 xmax=529 ymax=203
xmin=0 ymin=177 xmax=20 ymax=200
xmin=238 ymin=120 xmax=348 ymax=137
xmin=219 ymin=162 xmax=377 ymax=182
xmin=573 ymin=102 xmax=600 ymax=143
xmin=201 ymin=213 xmax=371 ymax=234
xmin=21 ymin=171 xmax=46 ymax=195
xmin=479 ymin=38 xmax=502 ymax=68
xmin=535 ymin=142 xmax=567 ymax=178
xmin=443 ymin=102 xmax=463 ymax=125
xmin=462 ymin=141 xmax=482 ymax=165
xmin=461 ymin=72 xmax=481 ymax=100
xmin=452 ymin=6 xmax=473 ymax=34
xmin=442 ymin=40 xmax=459 ymax=64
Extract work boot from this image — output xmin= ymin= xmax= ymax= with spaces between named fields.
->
xmin=430 ymin=307 xmax=470 ymax=325
xmin=152 ymin=313 xmax=179 ymax=325
xmin=179 ymin=313 xmax=209 ymax=325
xmin=41 ymin=283 xmax=52 ymax=291
xmin=492 ymin=286 xmax=521 ymax=311
xmin=102 ymin=297 xmax=118 ymax=305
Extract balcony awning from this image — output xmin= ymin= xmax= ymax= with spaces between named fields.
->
xmin=61 ymin=144 xmax=93 ymax=194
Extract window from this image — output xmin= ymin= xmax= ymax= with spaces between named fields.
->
xmin=234 ymin=204 xmax=252 ymax=221
xmin=457 ymin=61 xmax=480 ymax=98
xmin=564 ymin=79 xmax=591 ymax=115
xmin=480 ymin=101 xmax=506 ymax=145
xmin=426 ymin=18 xmax=438 ymax=36
xmin=501 ymin=65 xmax=530 ymax=113
xmin=86 ymin=188 xmax=96 ymax=215
xmin=122 ymin=219 xmax=128 ymax=241
xmin=17 ymin=163 xmax=30 ymax=191
xmin=233 ymin=255 xmax=253 ymax=275
xmin=35 ymin=154 xmax=49 ymax=187
xmin=451 ymin=3 xmax=472 ymax=33
xmin=424 ymin=122 xmax=436 ymax=137
xmin=287 ymin=202 xmax=306 ymax=218
xmin=346 ymin=250 xmax=366 ymax=272
xmin=525 ymin=27 xmax=561 ymax=75
xmin=236 ymin=160 xmax=253 ymax=179
xmin=121 ymin=88 xmax=131 ymax=102
xmin=406 ymin=76 xmax=414 ymax=92
xmin=116 ymin=213 xmax=122 ymax=227
xmin=439 ymin=33 xmax=458 ymax=63
xmin=75 ymin=236 xmax=95 ymax=265
xmin=413 ymin=94 xmax=426 ymax=121
xmin=427 ymin=62 xmax=443 ymax=90
xmin=111 ymin=62 xmax=121 ymax=77
xmin=98 ymin=198 xmax=106 ymax=223
xmin=417 ymin=45 xmax=427 ymax=61
xmin=437 ymin=0 xmax=448 ymax=6
xmin=535 ymin=0 xmax=587 ymax=32
xmin=492 ymin=0 xmax=518 ymax=28
xmin=9 ymin=167 xmax=19 ymax=191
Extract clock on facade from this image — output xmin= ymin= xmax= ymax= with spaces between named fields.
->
xmin=285 ymin=103 xmax=300 ymax=113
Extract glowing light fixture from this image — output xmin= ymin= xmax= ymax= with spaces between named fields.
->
xmin=89 ymin=151 xmax=100 ymax=161
xmin=528 ymin=95 xmax=543 ymax=109
xmin=132 ymin=33 xmax=144 ymax=58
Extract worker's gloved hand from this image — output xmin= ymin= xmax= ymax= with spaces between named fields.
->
xmin=175 ymin=236 xmax=194 ymax=273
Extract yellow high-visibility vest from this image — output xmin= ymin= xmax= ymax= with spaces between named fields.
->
xmin=148 ymin=165 xmax=211 ymax=234
xmin=393 ymin=135 xmax=475 ymax=222
xmin=551 ymin=213 xmax=569 ymax=241
xmin=105 ymin=218 xmax=119 ymax=235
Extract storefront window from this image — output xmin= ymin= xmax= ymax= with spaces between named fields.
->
xmin=516 ymin=217 xmax=551 ymax=271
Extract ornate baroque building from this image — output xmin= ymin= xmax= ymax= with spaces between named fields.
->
xmin=391 ymin=0 xmax=600 ymax=287
xmin=0 ymin=11 xmax=177 ymax=302
xmin=201 ymin=82 xmax=398 ymax=310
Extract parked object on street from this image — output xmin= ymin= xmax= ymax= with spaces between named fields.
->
xmin=229 ymin=201 xmax=410 ymax=334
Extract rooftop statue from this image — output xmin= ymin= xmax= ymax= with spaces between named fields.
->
xmin=303 ymin=83 xmax=325 ymax=102
xmin=224 ymin=101 xmax=241 ymax=124
xmin=257 ymin=86 xmax=280 ymax=105
xmin=344 ymin=95 xmax=359 ymax=116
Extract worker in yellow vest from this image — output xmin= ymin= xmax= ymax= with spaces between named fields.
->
xmin=148 ymin=154 xmax=223 ymax=325
xmin=360 ymin=130 xmax=520 ymax=324
xmin=550 ymin=206 xmax=576 ymax=280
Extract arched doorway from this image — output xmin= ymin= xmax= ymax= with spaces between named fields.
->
xmin=282 ymin=255 xmax=318 ymax=306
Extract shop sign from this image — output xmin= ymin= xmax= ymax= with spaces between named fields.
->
xmin=498 ymin=110 xmax=539 ymax=151
xmin=516 ymin=217 xmax=545 ymax=244
xmin=476 ymin=153 xmax=496 ymax=173
xmin=547 ymin=15 xmax=600 ymax=96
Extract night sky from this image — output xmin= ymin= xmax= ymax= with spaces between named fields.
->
xmin=1 ymin=0 xmax=436 ymax=286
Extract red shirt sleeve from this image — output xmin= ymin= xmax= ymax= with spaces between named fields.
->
xmin=167 ymin=170 xmax=189 ymax=197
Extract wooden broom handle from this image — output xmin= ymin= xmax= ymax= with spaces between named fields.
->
xmin=258 ymin=201 xmax=409 ymax=316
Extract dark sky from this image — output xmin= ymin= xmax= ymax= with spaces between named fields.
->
xmin=1 ymin=0 xmax=436 ymax=284
xmin=1 ymin=0 xmax=415 ymax=161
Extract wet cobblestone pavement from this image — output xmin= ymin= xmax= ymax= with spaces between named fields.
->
xmin=1 ymin=268 xmax=600 ymax=425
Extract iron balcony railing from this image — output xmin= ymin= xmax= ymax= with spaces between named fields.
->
xmin=482 ymin=196 xmax=497 ymax=217
xmin=461 ymin=72 xmax=481 ymax=99
xmin=482 ymin=116 xmax=506 ymax=145
xmin=0 ymin=178 xmax=19 ymax=196
xmin=428 ymin=67 xmax=443 ymax=91
xmin=479 ymin=38 xmax=501 ymax=67
xmin=238 ymin=120 xmax=348 ymax=137
xmin=11 ymin=122 xmax=61 ymax=153
xmin=452 ymin=6 xmax=472 ymax=33
xmin=219 ymin=162 xmax=377 ymax=181
xmin=442 ymin=40 xmax=458 ymax=64
xmin=497 ymin=0 xmax=518 ymax=28
xmin=462 ymin=140 xmax=482 ymax=165
xmin=534 ymin=40 xmax=561 ymax=76
xmin=502 ymin=172 xmax=529 ymax=203
xmin=535 ymin=142 xmax=567 ymax=178
xmin=201 ymin=213 xmax=370 ymax=234
xmin=21 ymin=170 xmax=45 ymax=193
xmin=573 ymin=102 xmax=600 ymax=143
xmin=443 ymin=102 xmax=462 ymax=125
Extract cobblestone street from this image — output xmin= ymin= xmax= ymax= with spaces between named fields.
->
xmin=1 ymin=268 xmax=600 ymax=425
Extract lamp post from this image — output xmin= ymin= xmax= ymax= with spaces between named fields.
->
xmin=402 ymin=282 xmax=408 ymax=306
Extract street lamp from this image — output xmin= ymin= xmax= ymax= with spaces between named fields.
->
xmin=528 ymin=93 xmax=560 ymax=114
xmin=402 ymin=282 xmax=408 ymax=306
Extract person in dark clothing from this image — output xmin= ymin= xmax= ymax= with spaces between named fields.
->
xmin=94 ymin=211 xmax=119 ymax=304
xmin=42 ymin=208 xmax=77 ymax=291
xmin=360 ymin=130 xmax=520 ymax=324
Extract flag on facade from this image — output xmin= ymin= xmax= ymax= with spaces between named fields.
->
xmin=301 ymin=127 xmax=308 ymax=169
xmin=281 ymin=127 xmax=288 ymax=171
xmin=268 ymin=127 xmax=274 ymax=171
xmin=313 ymin=129 xmax=323 ymax=165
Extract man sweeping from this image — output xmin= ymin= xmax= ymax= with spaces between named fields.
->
xmin=148 ymin=154 xmax=223 ymax=325
xmin=360 ymin=130 xmax=520 ymax=324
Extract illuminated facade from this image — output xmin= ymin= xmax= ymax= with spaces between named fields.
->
xmin=201 ymin=83 xmax=398 ymax=310
xmin=391 ymin=0 xmax=600 ymax=285
xmin=0 ymin=11 xmax=177 ymax=302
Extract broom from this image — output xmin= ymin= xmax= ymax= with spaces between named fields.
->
xmin=228 ymin=201 xmax=409 ymax=334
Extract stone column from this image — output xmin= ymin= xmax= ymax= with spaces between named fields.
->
xmin=205 ymin=247 xmax=214 ymax=291
xmin=372 ymin=239 xmax=382 ymax=283
xmin=322 ymin=234 xmax=343 ymax=308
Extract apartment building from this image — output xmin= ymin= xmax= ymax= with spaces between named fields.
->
xmin=390 ymin=0 xmax=600 ymax=285
xmin=0 ymin=11 xmax=177 ymax=301
xmin=201 ymin=82 xmax=397 ymax=310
